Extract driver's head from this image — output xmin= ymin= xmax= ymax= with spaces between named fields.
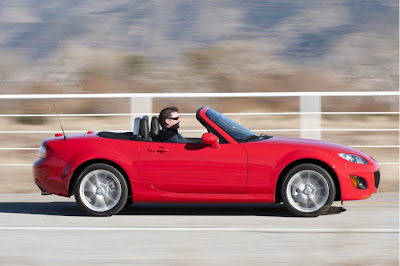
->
xmin=159 ymin=106 xmax=181 ymax=129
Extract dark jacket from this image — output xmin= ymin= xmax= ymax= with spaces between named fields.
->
xmin=158 ymin=128 xmax=192 ymax=143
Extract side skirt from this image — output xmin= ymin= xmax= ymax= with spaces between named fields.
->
xmin=132 ymin=190 xmax=275 ymax=203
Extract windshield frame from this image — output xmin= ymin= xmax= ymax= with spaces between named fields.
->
xmin=204 ymin=109 xmax=263 ymax=143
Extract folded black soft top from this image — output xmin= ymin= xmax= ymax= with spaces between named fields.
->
xmin=97 ymin=131 xmax=133 ymax=140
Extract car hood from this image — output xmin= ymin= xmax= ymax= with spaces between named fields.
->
xmin=258 ymin=136 xmax=365 ymax=156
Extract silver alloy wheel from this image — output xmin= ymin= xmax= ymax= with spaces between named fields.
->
xmin=79 ymin=169 xmax=122 ymax=212
xmin=286 ymin=170 xmax=330 ymax=213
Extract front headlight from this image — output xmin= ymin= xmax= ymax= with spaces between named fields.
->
xmin=338 ymin=153 xmax=368 ymax=164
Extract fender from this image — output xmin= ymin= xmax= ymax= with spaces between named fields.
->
xmin=60 ymin=146 xmax=143 ymax=191
xmin=274 ymin=149 xmax=338 ymax=175
xmin=245 ymin=145 xmax=339 ymax=194
xmin=272 ymin=149 xmax=342 ymax=197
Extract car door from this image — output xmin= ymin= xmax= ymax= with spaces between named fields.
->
xmin=138 ymin=142 xmax=247 ymax=193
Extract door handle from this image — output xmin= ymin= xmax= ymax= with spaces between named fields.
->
xmin=147 ymin=147 xmax=169 ymax=153
xmin=155 ymin=147 xmax=169 ymax=153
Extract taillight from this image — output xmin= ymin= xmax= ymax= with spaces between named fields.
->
xmin=39 ymin=144 xmax=53 ymax=159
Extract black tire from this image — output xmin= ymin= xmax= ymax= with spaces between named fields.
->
xmin=124 ymin=197 xmax=133 ymax=208
xmin=74 ymin=163 xmax=128 ymax=217
xmin=281 ymin=163 xmax=336 ymax=217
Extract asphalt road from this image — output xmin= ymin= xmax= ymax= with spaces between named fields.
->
xmin=0 ymin=193 xmax=398 ymax=265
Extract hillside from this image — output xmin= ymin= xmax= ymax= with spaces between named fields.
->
xmin=0 ymin=0 xmax=398 ymax=94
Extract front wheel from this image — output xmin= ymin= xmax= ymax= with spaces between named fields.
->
xmin=74 ymin=163 xmax=128 ymax=217
xmin=281 ymin=164 xmax=336 ymax=217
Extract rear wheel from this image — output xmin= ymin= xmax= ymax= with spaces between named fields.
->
xmin=74 ymin=163 xmax=128 ymax=216
xmin=281 ymin=164 xmax=335 ymax=217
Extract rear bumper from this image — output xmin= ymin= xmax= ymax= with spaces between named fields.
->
xmin=35 ymin=182 xmax=51 ymax=195
xmin=33 ymin=158 xmax=69 ymax=197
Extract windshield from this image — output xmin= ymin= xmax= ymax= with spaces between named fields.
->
xmin=205 ymin=109 xmax=257 ymax=141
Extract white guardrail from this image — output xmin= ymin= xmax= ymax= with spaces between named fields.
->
xmin=0 ymin=91 xmax=399 ymax=166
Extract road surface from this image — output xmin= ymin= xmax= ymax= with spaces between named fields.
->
xmin=0 ymin=193 xmax=398 ymax=265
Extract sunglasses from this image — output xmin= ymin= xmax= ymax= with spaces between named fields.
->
xmin=168 ymin=117 xmax=180 ymax=120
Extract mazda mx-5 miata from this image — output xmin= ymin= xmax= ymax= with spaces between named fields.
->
xmin=33 ymin=107 xmax=380 ymax=217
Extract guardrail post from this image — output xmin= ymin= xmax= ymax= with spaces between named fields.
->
xmin=130 ymin=97 xmax=152 ymax=120
xmin=300 ymin=96 xmax=321 ymax=140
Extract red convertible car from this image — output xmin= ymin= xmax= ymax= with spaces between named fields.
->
xmin=33 ymin=107 xmax=379 ymax=217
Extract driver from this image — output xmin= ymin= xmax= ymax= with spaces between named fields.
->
xmin=158 ymin=106 xmax=192 ymax=143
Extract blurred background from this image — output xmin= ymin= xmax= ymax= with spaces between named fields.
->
xmin=0 ymin=0 xmax=398 ymax=193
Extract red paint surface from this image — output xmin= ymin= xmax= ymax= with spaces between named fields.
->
xmin=33 ymin=107 xmax=379 ymax=203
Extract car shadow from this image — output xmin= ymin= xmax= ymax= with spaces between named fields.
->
xmin=0 ymin=202 xmax=345 ymax=217
xmin=0 ymin=202 xmax=86 ymax=216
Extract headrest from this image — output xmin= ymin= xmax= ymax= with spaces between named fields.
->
xmin=133 ymin=117 xmax=141 ymax=135
xmin=150 ymin=117 xmax=160 ymax=139
xmin=139 ymin=116 xmax=150 ymax=139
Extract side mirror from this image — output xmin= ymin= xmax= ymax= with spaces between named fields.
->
xmin=202 ymin=133 xmax=220 ymax=149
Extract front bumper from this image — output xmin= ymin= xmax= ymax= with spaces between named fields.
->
xmin=336 ymin=160 xmax=380 ymax=201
